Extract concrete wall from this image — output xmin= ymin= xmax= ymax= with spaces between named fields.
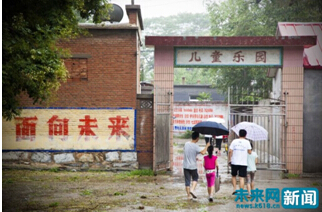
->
xmin=303 ymin=69 xmax=322 ymax=172
xmin=173 ymin=102 xmax=229 ymax=134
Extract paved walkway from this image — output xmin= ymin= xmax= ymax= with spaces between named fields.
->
xmin=172 ymin=138 xmax=322 ymax=212
xmin=173 ymin=138 xmax=232 ymax=183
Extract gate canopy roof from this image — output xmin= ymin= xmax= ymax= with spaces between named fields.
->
xmin=145 ymin=36 xmax=316 ymax=47
xmin=277 ymin=22 xmax=322 ymax=69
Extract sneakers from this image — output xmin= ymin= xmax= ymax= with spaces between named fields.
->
xmin=209 ymin=197 xmax=213 ymax=202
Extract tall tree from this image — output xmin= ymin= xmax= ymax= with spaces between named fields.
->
xmin=205 ymin=0 xmax=322 ymax=96
xmin=141 ymin=13 xmax=213 ymax=83
xmin=2 ymin=0 xmax=111 ymax=120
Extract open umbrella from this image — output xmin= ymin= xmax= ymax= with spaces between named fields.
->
xmin=231 ymin=122 xmax=268 ymax=141
xmin=192 ymin=121 xmax=229 ymax=136
xmin=206 ymin=117 xmax=226 ymax=139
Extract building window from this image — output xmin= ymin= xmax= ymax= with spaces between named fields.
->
xmin=189 ymin=95 xmax=199 ymax=102
xmin=64 ymin=58 xmax=88 ymax=80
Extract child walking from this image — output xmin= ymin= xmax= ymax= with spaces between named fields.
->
xmin=247 ymin=142 xmax=258 ymax=198
xmin=203 ymin=145 xmax=219 ymax=202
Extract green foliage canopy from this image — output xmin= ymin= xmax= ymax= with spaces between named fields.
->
xmin=205 ymin=0 xmax=322 ymax=96
xmin=197 ymin=92 xmax=212 ymax=101
xmin=2 ymin=0 xmax=111 ymax=120
xmin=141 ymin=13 xmax=213 ymax=83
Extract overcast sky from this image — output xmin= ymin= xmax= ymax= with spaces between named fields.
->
xmin=110 ymin=0 xmax=208 ymax=22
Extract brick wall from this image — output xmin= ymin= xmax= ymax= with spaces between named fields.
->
xmin=20 ymin=29 xmax=138 ymax=108
xmin=136 ymin=94 xmax=153 ymax=169
xmin=3 ymin=7 xmax=155 ymax=171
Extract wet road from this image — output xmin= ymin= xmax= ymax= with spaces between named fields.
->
xmin=172 ymin=138 xmax=322 ymax=212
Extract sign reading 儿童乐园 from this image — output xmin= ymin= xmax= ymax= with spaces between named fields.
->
xmin=174 ymin=47 xmax=282 ymax=67
xmin=2 ymin=108 xmax=136 ymax=151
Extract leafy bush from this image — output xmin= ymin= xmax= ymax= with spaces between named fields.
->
xmin=180 ymin=130 xmax=193 ymax=139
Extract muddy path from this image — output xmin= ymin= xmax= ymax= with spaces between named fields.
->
xmin=2 ymin=168 xmax=232 ymax=212
xmin=2 ymin=138 xmax=233 ymax=211
xmin=4 ymin=138 xmax=321 ymax=211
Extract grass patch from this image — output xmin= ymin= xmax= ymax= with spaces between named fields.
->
xmin=129 ymin=169 xmax=154 ymax=176
xmin=177 ymin=149 xmax=184 ymax=154
xmin=179 ymin=130 xmax=192 ymax=139
xmin=114 ymin=191 xmax=125 ymax=196
xmin=286 ymin=173 xmax=300 ymax=179
xmin=312 ymin=182 xmax=322 ymax=186
xmin=49 ymin=202 xmax=59 ymax=207
xmin=116 ymin=169 xmax=154 ymax=179
xmin=156 ymin=170 xmax=168 ymax=175
xmin=69 ymin=176 xmax=79 ymax=182
xmin=49 ymin=167 xmax=59 ymax=172
xmin=3 ymin=179 xmax=14 ymax=184
xmin=80 ymin=190 xmax=92 ymax=196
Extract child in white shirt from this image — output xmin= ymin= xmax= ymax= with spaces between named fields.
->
xmin=247 ymin=142 xmax=258 ymax=198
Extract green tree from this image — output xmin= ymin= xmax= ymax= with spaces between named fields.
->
xmin=197 ymin=92 xmax=212 ymax=101
xmin=2 ymin=0 xmax=111 ymax=120
xmin=141 ymin=13 xmax=213 ymax=84
xmin=174 ymin=68 xmax=213 ymax=85
xmin=205 ymin=0 xmax=322 ymax=96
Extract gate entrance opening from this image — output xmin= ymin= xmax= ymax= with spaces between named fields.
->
xmin=146 ymin=35 xmax=316 ymax=174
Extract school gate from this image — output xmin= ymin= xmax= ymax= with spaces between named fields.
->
xmin=146 ymin=34 xmax=317 ymax=174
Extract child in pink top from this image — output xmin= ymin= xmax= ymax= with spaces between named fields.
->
xmin=203 ymin=145 xmax=219 ymax=202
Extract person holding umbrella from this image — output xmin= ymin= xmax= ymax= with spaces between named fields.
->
xmin=183 ymin=131 xmax=210 ymax=200
xmin=228 ymin=129 xmax=252 ymax=195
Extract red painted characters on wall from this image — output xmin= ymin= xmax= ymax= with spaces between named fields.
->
xmin=108 ymin=115 xmax=130 ymax=141
xmin=78 ymin=115 xmax=98 ymax=141
xmin=47 ymin=115 xmax=69 ymax=141
xmin=14 ymin=114 xmax=132 ymax=142
xmin=15 ymin=116 xmax=38 ymax=141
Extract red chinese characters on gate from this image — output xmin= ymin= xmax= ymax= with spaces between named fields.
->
xmin=184 ymin=49 xmax=272 ymax=64
xmin=256 ymin=51 xmax=267 ymax=63
xmin=14 ymin=115 xmax=132 ymax=142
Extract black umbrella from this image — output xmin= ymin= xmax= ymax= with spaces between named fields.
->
xmin=192 ymin=121 xmax=229 ymax=136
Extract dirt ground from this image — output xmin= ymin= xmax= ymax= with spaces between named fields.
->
xmin=2 ymin=138 xmax=322 ymax=211
xmin=3 ymin=168 xmax=322 ymax=212
xmin=2 ymin=168 xmax=233 ymax=212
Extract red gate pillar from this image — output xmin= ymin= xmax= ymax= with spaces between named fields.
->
xmin=153 ymin=46 xmax=174 ymax=171
xmin=282 ymin=46 xmax=305 ymax=174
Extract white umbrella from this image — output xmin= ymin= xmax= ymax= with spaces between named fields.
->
xmin=231 ymin=122 xmax=268 ymax=141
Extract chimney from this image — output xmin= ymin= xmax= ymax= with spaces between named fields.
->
xmin=125 ymin=4 xmax=144 ymax=30
xmin=182 ymin=77 xmax=185 ymax=85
